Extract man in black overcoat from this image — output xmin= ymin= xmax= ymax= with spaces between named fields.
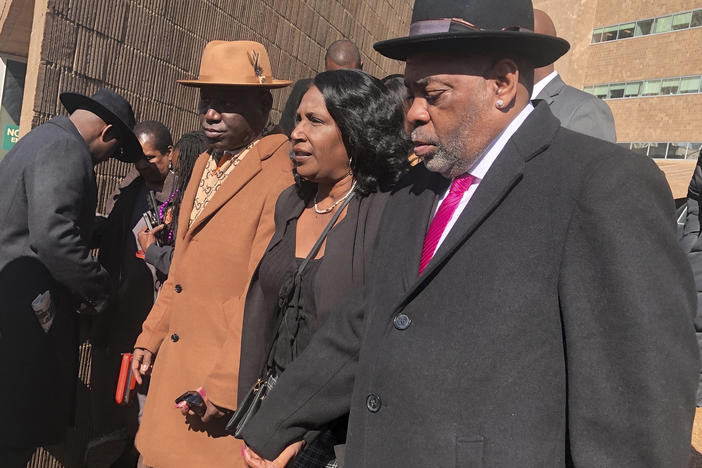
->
xmin=239 ymin=0 xmax=700 ymax=466
xmin=0 ymin=89 xmax=141 ymax=466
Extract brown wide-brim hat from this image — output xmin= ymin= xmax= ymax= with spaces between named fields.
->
xmin=178 ymin=40 xmax=293 ymax=89
xmin=374 ymin=0 xmax=570 ymax=67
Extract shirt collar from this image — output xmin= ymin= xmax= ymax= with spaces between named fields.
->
xmin=531 ymin=70 xmax=559 ymax=100
xmin=468 ymin=102 xmax=535 ymax=182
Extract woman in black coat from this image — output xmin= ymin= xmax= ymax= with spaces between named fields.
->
xmin=238 ymin=69 xmax=411 ymax=467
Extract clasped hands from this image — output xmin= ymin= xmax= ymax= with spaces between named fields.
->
xmin=242 ymin=441 xmax=304 ymax=468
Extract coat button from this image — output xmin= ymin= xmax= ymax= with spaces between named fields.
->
xmin=393 ymin=313 xmax=411 ymax=330
xmin=366 ymin=393 xmax=381 ymax=413
xmin=175 ymin=284 xmax=183 ymax=293
xmin=171 ymin=333 xmax=179 ymax=342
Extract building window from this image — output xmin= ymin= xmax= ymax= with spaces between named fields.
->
xmin=634 ymin=18 xmax=654 ymax=36
xmin=619 ymin=142 xmax=702 ymax=160
xmin=680 ymin=76 xmax=701 ymax=94
xmin=584 ymin=75 xmax=702 ymax=100
xmin=641 ymin=80 xmax=662 ymax=96
xmin=653 ymin=15 xmax=673 ymax=33
xmin=660 ymin=78 xmax=680 ymax=95
xmin=673 ymin=12 xmax=693 ymax=30
xmin=624 ymin=82 xmax=642 ymax=97
xmin=618 ymin=22 xmax=635 ymax=39
xmin=692 ymin=10 xmax=702 ymax=28
xmin=592 ymin=8 xmax=702 ymax=43
xmin=608 ymin=83 xmax=625 ymax=99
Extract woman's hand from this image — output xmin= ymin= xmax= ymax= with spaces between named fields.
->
xmin=131 ymin=347 xmax=154 ymax=385
xmin=137 ymin=224 xmax=165 ymax=252
xmin=176 ymin=387 xmax=225 ymax=422
xmin=242 ymin=441 xmax=304 ymax=468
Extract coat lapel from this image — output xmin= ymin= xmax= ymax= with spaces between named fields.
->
xmin=386 ymin=167 xmax=448 ymax=290
xmin=185 ymin=144 xmax=264 ymax=239
xmin=396 ymin=103 xmax=560 ymax=305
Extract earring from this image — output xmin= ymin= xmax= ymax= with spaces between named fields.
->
xmin=168 ymin=160 xmax=174 ymax=172
xmin=496 ymin=99 xmax=504 ymax=108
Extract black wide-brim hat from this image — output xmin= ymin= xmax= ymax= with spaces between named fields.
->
xmin=60 ymin=89 xmax=142 ymax=163
xmin=374 ymin=0 xmax=570 ymax=66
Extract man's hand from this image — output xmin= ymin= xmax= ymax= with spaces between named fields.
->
xmin=137 ymin=224 xmax=165 ymax=252
xmin=131 ymin=347 xmax=154 ymax=385
xmin=176 ymin=387 xmax=225 ymax=422
xmin=242 ymin=441 xmax=304 ymax=468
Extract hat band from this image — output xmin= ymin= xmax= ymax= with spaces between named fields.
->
xmin=196 ymin=74 xmax=274 ymax=84
xmin=409 ymin=17 xmax=531 ymax=35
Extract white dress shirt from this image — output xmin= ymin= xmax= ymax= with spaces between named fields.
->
xmin=430 ymin=103 xmax=535 ymax=255
xmin=531 ymin=70 xmax=559 ymax=100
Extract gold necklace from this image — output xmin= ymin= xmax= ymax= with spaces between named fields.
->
xmin=314 ymin=181 xmax=357 ymax=214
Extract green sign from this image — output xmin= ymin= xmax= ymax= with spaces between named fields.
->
xmin=3 ymin=125 xmax=19 ymax=150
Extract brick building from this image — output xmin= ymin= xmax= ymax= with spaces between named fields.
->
xmin=0 ymin=1 xmax=412 ymax=466
xmin=534 ymin=0 xmax=702 ymax=197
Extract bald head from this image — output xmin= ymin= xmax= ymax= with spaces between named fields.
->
xmin=325 ymin=39 xmax=362 ymax=71
xmin=69 ymin=109 xmax=120 ymax=165
xmin=533 ymin=9 xmax=557 ymax=83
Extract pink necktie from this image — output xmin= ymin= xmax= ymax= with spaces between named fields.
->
xmin=418 ymin=174 xmax=476 ymax=275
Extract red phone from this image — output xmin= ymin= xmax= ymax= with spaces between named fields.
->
xmin=115 ymin=353 xmax=136 ymax=405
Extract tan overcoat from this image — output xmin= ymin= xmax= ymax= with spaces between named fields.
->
xmin=134 ymin=133 xmax=293 ymax=467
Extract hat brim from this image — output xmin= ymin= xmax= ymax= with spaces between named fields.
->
xmin=60 ymin=92 xmax=142 ymax=163
xmin=176 ymin=79 xmax=293 ymax=89
xmin=374 ymin=31 xmax=570 ymax=67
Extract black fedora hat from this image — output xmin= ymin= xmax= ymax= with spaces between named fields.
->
xmin=60 ymin=89 xmax=142 ymax=163
xmin=374 ymin=0 xmax=570 ymax=66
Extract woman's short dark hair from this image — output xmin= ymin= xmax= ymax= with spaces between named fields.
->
xmin=134 ymin=120 xmax=173 ymax=154
xmin=296 ymin=69 xmax=411 ymax=198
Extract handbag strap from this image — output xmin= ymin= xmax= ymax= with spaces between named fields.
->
xmin=261 ymin=192 xmax=356 ymax=373
xmin=296 ymin=192 xmax=354 ymax=276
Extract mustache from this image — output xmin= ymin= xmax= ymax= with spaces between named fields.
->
xmin=410 ymin=129 xmax=439 ymax=146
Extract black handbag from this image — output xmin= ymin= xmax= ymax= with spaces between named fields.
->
xmin=227 ymin=194 xmax=354 ymax=438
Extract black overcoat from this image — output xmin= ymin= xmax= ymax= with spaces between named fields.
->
xmin=240 ymin=103 xmax=699 ymax=467
xmin=0 ymin=116 xmax=112 ymax=448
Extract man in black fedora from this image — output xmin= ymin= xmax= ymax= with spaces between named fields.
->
xmin=239 ymin=0 xmax=699 ymax=466
xmin=0 ymin=88 xmax=141 ymax=466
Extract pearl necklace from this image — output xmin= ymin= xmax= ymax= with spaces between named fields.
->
xmin=314 ymin=181 xmax=357 ymax=214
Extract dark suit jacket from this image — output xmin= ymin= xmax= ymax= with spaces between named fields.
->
xmin=240 ymin=103 xmax=698 ymax=467
xmin=0 ymin=116 xmax=112 ymax=447
xmin=536 ymin=73 xmax=617 ymax=143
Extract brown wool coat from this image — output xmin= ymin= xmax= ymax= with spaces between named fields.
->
xmin=134 ymin=133 xmax=293 ymax=467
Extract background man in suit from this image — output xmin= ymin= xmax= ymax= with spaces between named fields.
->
xmin=240 ymin=0 xmax=698 ymax=466
xmin=0 ymin=89 xmax=140 ymax=467
xmin=130 ymin=40 xmax=294 ymax=468
xmin=532 ymin=9 xmax=617 ymax=142
xmin=279 ymin=39 xmax=363 ymax=135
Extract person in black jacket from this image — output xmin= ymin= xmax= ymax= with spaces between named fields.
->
xmin=238 ymin=69 xmax=410 ymax=467
xmin=0 ymin=89 xmax=140 ymax=467
xmin=240 ymin=0 xmax=698 ymax=466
